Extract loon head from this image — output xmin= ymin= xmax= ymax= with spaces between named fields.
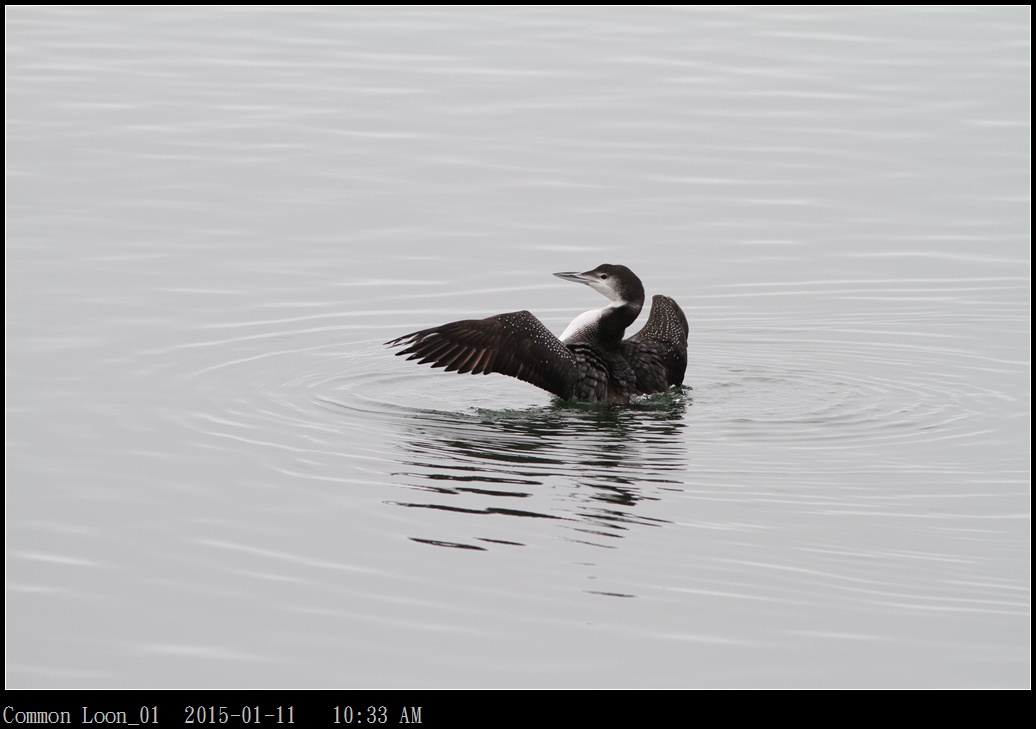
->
xmin=553 ymin=264 xmax=646 ymax=309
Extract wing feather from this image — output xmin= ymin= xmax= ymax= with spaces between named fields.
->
xmin=386 ymin=311 xmax=579 ymax=399
xmin=621 ymin=294 xmax=689 ymax=393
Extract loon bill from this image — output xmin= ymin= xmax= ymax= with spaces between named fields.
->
xmin=385 ymin=264 xmax=688 ymax=403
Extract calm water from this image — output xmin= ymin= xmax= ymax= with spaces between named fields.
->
xmin=6 ymin=6 xmax=1029 ymax=689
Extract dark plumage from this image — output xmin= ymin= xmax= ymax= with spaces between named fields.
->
xmin=385 ymin=264 xmax=688 ymax=403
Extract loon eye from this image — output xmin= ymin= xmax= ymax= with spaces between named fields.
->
xmin=600 ymin=274 xmax=609 ymax=280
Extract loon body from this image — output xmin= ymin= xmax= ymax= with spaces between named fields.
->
xmin=385 ymin=264 xmax=688 ymax=403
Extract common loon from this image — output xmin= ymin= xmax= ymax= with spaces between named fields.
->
xmin=385 ymin=264 xmax=688 ymax=403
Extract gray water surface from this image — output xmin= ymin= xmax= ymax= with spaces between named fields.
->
xmin=6 ymin=6 xmax=1029 ymax=689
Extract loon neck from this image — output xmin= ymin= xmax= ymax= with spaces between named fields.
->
xmin=561 ymin=300 xmax=642 ymax=347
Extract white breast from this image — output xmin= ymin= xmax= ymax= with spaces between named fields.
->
xmin=560 ymin=307 xmax=608 ymax=343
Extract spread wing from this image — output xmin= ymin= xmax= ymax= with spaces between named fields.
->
xmin=386 ymin=310 xmax=579 ymax=399
xmin=621 ymin=294 xmax=688 ymax=394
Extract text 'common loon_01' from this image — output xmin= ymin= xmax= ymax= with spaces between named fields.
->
xmin=385 ymin=264 xmax=688 ymax=403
